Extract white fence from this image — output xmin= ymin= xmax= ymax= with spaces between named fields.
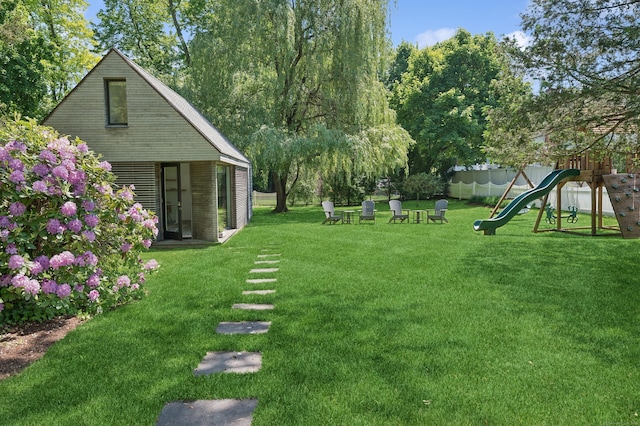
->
xmin=449 ymin=166 xmax=615 ymax=215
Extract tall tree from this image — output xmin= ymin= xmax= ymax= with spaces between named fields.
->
xmin=93 ymin=0 xmax=193 ymax=82
xmin=392 ymin=29 xmax=529 ymax=177
xmin=485 ymin=0 xmax=640 ymax=165
xmin=0 ymin=0 xmax=97 ymax=119
xmin=189 ymin=0 xmax=413 ymax=212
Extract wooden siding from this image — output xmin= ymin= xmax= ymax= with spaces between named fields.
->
xmin=110 ymin=162 xmax=159 ymax=214
xmin=43 ymin=53 xmax=223 ymax=163
xmin=235 ymin=167 xmax=249 ymax=229
xmin=191 ymin=162 xmax=217 ymax=241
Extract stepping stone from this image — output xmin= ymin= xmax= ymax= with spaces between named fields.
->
xmin=194 ymin=351 xmax=262 ymax=375
xmin=156 ymin=399 xmax=257 ymax=426
xmin=257 ymin=254 xmax=281 ymax=258
xmin=216 ymin=321 xmax=271 ymax=334
xmin=250 ymin=268 xmax=279 ymax=273
xmin=243 ymin=290 xmax=276 ymax=295
xmin=232 ymin=303 xmax=274 ymax=310
xmin=246 ymin=278 xmax=277 ymax=284
xmin=254 ymin=260 xmax=280 ymax=264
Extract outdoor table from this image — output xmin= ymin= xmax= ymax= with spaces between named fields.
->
xmin=343 ymin=210 xmax=355 ymax=224
xmin=412 ymin=209 xmax=428 ymax=224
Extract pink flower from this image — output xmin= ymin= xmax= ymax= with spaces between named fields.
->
xmin=9 ymin=170 xmax=24 ymax=183
xmin=99 ymin=161 xmax=112 ymax=171
xmin=82 ymin=230 xmax=96 ymax=242
xmin=42 ymin=280 xmax=58 ymax=294
xmin=32 ymin=163 xmax=49 ymax=176
xmin=47 ymin=219 xmax=65 ymax=234
xmin=8 ymin=255 xmax=25 ymax=270
xmin=88 ymin=290 xmax=99 ymax=302
xmin=32 ymin=180 xmax=48 ymax=192
xmin=5 ymin=243 xmax=17 ymax=254
xmin=142 ymin=239 xmax=152 ymax=249
xmin=116 ymin=275 xmax=130 ymax=288
xmin=144 ymin=259 xmax=160 ymax=271
xmin=60 ymin=201 xmax=77 ymax=217
xmin=77 ymin=143 xmax=89 ymax=153
xmin=35 ymin=255 xmax=49 ymax=269
xmin=50 ymin=251 xmax=75 ymax=269
xmin=87 ymin=274 xmax=100 ymax=288
xmin=39 ymin=150 xmax=57 ymax=163
xmin=120 ymin=243 xmax=133 ymax=253
xmin=56 ymin=284 xmax=71 ymax=298
xmin=84 ymin=214 xmax=99 ymax=227
xmin=9 ymin=202 xmax=26 ymax=217
xmin=51 ymin=165 xmax=69 ymax=180
xmin=82 ymin=200 xmax=95 ymax=212
xmin=68 ymin=218 xmax=83 ymax=233
xmin=24 ymin=279 xmax=40 ymax=295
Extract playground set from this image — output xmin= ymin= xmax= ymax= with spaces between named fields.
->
xmin=474 ymin=153 xmax=640 ymax=238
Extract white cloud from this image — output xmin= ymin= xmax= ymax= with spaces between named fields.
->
xmin=415 ymin=28 xmax=456 ymax=48
xmin=506 ymin=30 xmax=532 ymax=49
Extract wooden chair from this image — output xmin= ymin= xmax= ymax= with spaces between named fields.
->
xmin=388 ymin=200 xmax=409 ymax=223
xmin=359 ymin=200 xmax=376 ymax=224
xmin=321 ymin=201 xmax=343 ymax=224
xmin=428 ymin=199 xmax=449 ymax=224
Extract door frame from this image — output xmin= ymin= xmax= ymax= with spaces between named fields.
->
xmin=161 ymin=163 xmax=182 ymax=240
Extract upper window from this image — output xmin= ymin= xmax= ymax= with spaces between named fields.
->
xmin=105 ymin=79 xmax=128 ymax=126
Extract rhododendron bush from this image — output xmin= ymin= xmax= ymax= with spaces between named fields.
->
xmin=0 ymin=118 xmax=159 ymax=324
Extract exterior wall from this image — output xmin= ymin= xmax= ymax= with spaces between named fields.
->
xmin=110 ymin=162 xmax=159 ymax=214
xmin=191 ymin=162 xmax=218 ymax=241
xmin=43 ymin=53 xmax=223 ymax=163
xmin=235 ymin=167 xmax=249 ymax=229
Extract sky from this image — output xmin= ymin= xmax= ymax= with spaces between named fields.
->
xmin=85 ymin=0 xmax=532 ymax=48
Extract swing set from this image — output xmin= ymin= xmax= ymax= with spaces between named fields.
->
xmin=490 ymin=153 xmax=640 ymax=238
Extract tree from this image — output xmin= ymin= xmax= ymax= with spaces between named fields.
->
xmin=188 ymin=0 xmax=413 ymax=212
xmin=0 ymin=0 xmax=98 ymax=119
xmin=485 ymin=0 xmax=640 ymax=165
xmin=391 ymin=29 xmax=530 ymax=177
xmin=93 ymin=0 xmax=194 ymax=82
xmin=403 ymin=172 xmax=444 ymax=206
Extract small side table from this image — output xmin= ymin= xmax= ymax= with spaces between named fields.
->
xmin=412 ymin=209 xmax=428 ymax=224
xmin=343 ymin=210 xmax=355 ymax=224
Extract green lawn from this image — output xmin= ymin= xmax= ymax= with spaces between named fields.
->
xmin=1 ymin=200 xmax=639 ymax=425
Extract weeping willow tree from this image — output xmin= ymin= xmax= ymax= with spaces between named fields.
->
xmin=188 ymin=0 xmax=413 ymax=212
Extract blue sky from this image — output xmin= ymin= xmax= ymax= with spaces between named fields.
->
xmin=85 ymin=0 xmax=531 ymax=48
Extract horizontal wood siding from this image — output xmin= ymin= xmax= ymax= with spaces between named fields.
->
xmin=235 ymin=167 xmax=249 ymax=229
xmin=110 ymin=162 xmax=158 ymax=214
xmin=44 ymin=53 xmax=222 ymax=163
xmin=191 ymin=162 xmax=217 ymax=241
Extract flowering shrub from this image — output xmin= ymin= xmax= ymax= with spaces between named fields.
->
xmin=0 ymin=118 xmax=159 ymax=324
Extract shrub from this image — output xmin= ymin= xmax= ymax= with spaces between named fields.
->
xmin=0 ymin=118 xmax=159 ymax=324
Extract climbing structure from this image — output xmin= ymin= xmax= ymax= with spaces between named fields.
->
xmin=603 ymin=173 xmax=640 ymax=239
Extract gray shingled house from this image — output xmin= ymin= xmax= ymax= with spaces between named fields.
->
xmin=43 ymin=48 xmax=252 ymax=243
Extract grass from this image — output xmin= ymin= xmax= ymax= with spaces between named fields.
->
xmin=1 ymin=200 xmax=639 ymax=425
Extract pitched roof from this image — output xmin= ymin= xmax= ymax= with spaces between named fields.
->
xmin=110 ymin=49 xmax=250 ymax=165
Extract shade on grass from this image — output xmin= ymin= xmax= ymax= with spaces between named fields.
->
xmin=0 ymin=201 xmax=639 ymax=425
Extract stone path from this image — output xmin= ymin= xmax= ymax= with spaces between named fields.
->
xmin=157 ymin=248 xmax=280 ymax=425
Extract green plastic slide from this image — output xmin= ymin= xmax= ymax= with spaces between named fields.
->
xmin=473 ymin=169 xmax=580 ymax=235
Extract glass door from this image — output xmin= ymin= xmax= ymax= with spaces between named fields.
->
xmin=162 ymin=163 xmax=182 ymax=240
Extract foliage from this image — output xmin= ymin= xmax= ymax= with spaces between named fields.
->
xmin=0 ymin=0 xmax=98 ymax=119
xmin=188 ymin=0 xmax=413 ymax=212
xmin=485 ymin=0 xmax=640 ymax=165
xmin=93 ymin=0 xmax=192 ymax=82
xmin=0 ymin=119 xmax=159 ymax=324
xmin=403 ymin=172 xmax=445 ymax=203
xmin=391 ymin=29 xmax=531 ymax=176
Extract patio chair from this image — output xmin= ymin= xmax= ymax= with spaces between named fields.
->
xmin=359 ymin=200 xmax=376 ymax=224
xmin=428 ymin=199 xmax=449 ymax=224
xmin=388 ymin=200 xmax=409 ymax=223
xmin=321 ymin=201 xmax=343 ymax=224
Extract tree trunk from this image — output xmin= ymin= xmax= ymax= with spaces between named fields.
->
xmin=273 ymin=172 xmax=289 ymax=213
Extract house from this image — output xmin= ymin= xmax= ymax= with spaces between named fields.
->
xmin=43 ymin=48 xmax=252 ymax=243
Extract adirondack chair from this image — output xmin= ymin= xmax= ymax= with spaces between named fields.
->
xmin=428 ymin=199 xmax=449 ymax=224
xmin=388 ymin=200 xmax=409 ymax=223
xmin=359 ymin=200 xmax=376 ymax=224
xmin=321 ymin=201 xmax=343 ymax=224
